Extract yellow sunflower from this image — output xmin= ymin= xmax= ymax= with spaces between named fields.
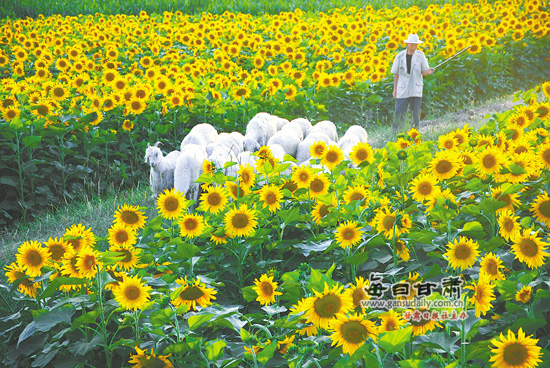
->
xmin=511 ymin=230 xmax=549 ymax=269
xmin=350 ymin=142 xmax=375 ymax=167
xmin=128 ymin=346 xmax=173 ymax=368
xmin=157 ymin=188 xmax=186 ymax=220
xmin=444 ymin=236 xmax=480 ymax=270
xmin=409 ymin=308 xmax=441 ymax=336
xmin=506 ymin=152 xmax=538 ymax=184
xmin=329 ymin=313 xmax=377 ymax=355
xmin=372 ymin=207 xmax=411 ymax=239
xmin=409 ymin=173 xmax=440 ymax=202
xmin=113 ymin=204 xmax=147 ymax=230
xmin=110 ymin=244 xmax=141 ymax=271
xmin=335 ymin=221 xmax=363 ymax=249
xmin=378 ymin=309 xmax=405 ymax=333
xmin=311 ymin=200 xmax=335 ymax=224
xmin=491 ymin=187 xmax=521 ymax=213
xmin=64 ymin=223 xmax=96 ymax=252
xmin=516 ymin=286 xmax=532 ymax=304
xmin=252 ymin=273 xmax=283 ymax=306
xmin=344 ymin=276 xmax=370 ymax=309
xmin=480 ymin=252 xmax=505 ymax=281
xmin=237 ymin=164 xmax=256 ymax=189
xmin=429 ymin=150 xmax=463 ymax=181
xmin=291 ymin=165 xmax=314 ymax=189
xmin=126 ymin=98 xmax=147 ymax=115
xmin=343 ymin=185 xmax=368 ymax=206
xmin=60 ymin=252 xmax=81 ymax=278
xmin=108 ymin=223 xmax=137 ymax=247
xmin=320 ymin=144 xmax=344 ymax=170
xmin=4 ymin=262 xmax=41 ymax=298
xmin=476 ymin=146 xmax=508 ymax=176
xmin=438 ymin=133 xmax=459 ymax=150
xmin=113 ymin=275 xmax=152 ymax=311
xmin=498 ymin=210 xmax=521 ymax=241
xmin=16 ymin=240 xmax=49 ymax=278
xmin=309 ymin=174 xmax=330 ymax=197
xmin=465 ymin=273 xmax=496 ymax=318
xmin=178 ymin=213 xmax=206 ymax=238
xmin=309 ymin=140 xmax=328 ymax=159
xmin=226 ymin=181 xmax=250 ymax=200
xmin=172 ymin=277 xmax=217 ymax=311
xmin=258 ymin=184 xmax=283 ymax=213
xmin=199 ymin=186 xmax=229 ymax=214
xmin=277 ymin=335 xmax=295 ymax=355
xmin=75 ymin=247 xmax=102 ymax=279
xmin=489 ymin=328 xmax=542 ymax=368
xmin=224 ymin=204 xmax=257 ymax=238
xmin=43 ymin=237 xmax=71 ymax=264
xmin=536 ymin=142 xmax=550 ymax=170
xmin=530 ymin=192 xmax=550 ymax=226
xmin=299 ymin=283 xmax=354 ymax=330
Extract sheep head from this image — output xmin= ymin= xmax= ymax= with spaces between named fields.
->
xmin=144 ymin=142 xmax=162 ymax=167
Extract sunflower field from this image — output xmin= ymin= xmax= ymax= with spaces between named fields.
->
xmin=1 ymin=0 xmax=550 ymax=225
xmin=2 ymin=82 xmax=550 ymax=367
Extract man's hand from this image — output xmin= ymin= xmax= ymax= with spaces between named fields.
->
xmin=393 ymin=90 xmax=397 ymax=99
xmin=423 ymin=68 xmax=435 ymax=76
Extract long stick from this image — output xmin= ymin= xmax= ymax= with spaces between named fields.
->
xmin=434 ymin=46 xmax=472 ymax=69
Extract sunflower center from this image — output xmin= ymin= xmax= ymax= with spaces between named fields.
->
xmin=520 ymin=239 xmax=538 ymax=257
xmin=232 ymin=213 xmax=249 ymax=229
xmin=139 ymin=356 xmax=165 ymax=368
xmin=184 ymin=219 xmax=198 ymax=230
xmin=131 ymin=101 xmax=142 ymax=110
xmin=26 ymin=250 xmax=43 ymax=267
xmin=342 ymin=227 xmax=355 ymax=240
xmin=208 ymin=193 xmax=222 ymax=206
xmin=119 ymin=249 xmax=133 ymax=263
xmin=319 ymin=204 xmax=330 ymax=217
xmin=49 ymin=245 xmax=65 ymax=261
xmin=352 ymin=289 xmax=367 ymax=306
xmin=265 ymin=192 xmax=277 ymax=205
xmin=418 ymin=182 xmax=432 ymax=195
xmin=454 ymin=243 xmax=471 ymax=260
xmin=125 ymin=286 xmax=140 ymax=301
xmin=314 ymin=293 xmax=342 ymax=318
xmin=349 ymin=193 xmax=364 ymax=202
xmin=84 ymin=255 xmax=95 ymax=268
xmin=503 ymin=218 xmax=515 ymax=232
xmin=260 ymin=282 xmax=274 ymax=296
xmin=497 ymin=193 xmax=511 ymax=206
xmin=116 ymin=230 xmax=129 ymax=243
xmin=340 ymin=321 xmax=369 ymax=344
xmin=310 ymin=179 xmax=325 ymax=193
xmin=502 ymin=342 xmax=528 ymax=366
xmin=314 ymin=146 xmax=325 ymax=155
xmin=385 ymin=320 xmax=396 ymax=331
xmin=236 ymin=88 xmax=247 ymax=97
xmin=435 ymin=160 xmax=453 ymax=174
xmin=382 ymin=215 xmax=396 ymax=231
xmin=326 ymin=151 xmax=339 ymax=163
xmin=299 ymin=172 xmax=309 ymax=181
xmin=164 ymin=197 xmax=180 ymax=211
xmin=475 ymin=286 xmax=484 ymax=301
xmin=180 ymin=286 xmax=204 ymax=300
xmin=485 ymin=260 xmax=498 ymax=275
xmin=538 ymin=200 xmax=550 ymax=219
xmin=542 ymin=150 xmax=550 ymax=164
xmin=355 ymin=149 xmax=368 ymax=161
xmin=482 ymin=154 xmax=496 ymax=168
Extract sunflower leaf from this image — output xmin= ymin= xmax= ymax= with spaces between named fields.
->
xmin=378 ymin=325 xmax=413 ymax=353
xmin=255 ymin=340 xmax=277 ymax=365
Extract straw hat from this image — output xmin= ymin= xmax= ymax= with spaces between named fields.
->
xmin=404 ymin=34 xmax=423 ymax=44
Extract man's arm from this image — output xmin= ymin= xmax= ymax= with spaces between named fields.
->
xmin=422 ymin=68 xmax=435 ymax=76
xmin=393 ymin=74 xmax=399 ymax=98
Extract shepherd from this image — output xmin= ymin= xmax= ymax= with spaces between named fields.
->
xmin=391 ymin=33 xmax=435 ymax=135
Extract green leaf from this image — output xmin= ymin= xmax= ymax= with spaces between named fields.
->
xmin=71 ymin=310 xmax=100 ymax=331
xmin=242 ymin=285 xmax=257 ymax=302
xmin=398 ymin=360 xmax=424 ymax=368
xmin=346 ymin=250 xmax=370 ymax=266
xmin=205 ymin=339 xmax=226 ymax=361
xmin=378 ymin=326 xmax=413 ymax=353
xmin=176 ymin=242 xmax=201 ymax=259
xmin=240 ymin=328 xmax=252 ymax=343
xmin=39 ymin=277 xmax=89 ymax=300
xmin=511 ymin=318 xmax=547 ymax=335
xmin=101 ymin=250 xmax=126 ymax=265
xmin=68 ymin=334 xmax=102 ymax=356
xmin=478 ymin=197 xmax=506 ymax=213
xmin=494 ymin=280 xmax=518 ymax=301
xmin=22 ymin=135 xmax=42 ymax=149
xmin=188 ymin=314 xmax=214 ymax=330
xmin=150 ymin=308 xmax=175 ymax=328
xmin=256 ymin=340 xmax=277 ymax=365
xmin=307 ymin=267 xmax=336 ymax=293
xmin=293 ymin=239 xmax=332 ymax=256
xmin=278 ymin=207 xmax=300 ymax=224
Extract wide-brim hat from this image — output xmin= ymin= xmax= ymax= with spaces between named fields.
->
xmin=404 ymin=34 xmax=423 ymax=44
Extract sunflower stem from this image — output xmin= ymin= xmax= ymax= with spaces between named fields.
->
xmin=96 ymin=270 xmax=113 ymax=368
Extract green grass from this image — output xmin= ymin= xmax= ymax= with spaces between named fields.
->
xmin=3 ymin=0 xmax=482 ymax=19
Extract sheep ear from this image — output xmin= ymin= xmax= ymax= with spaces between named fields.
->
xmin=154 ymin=141 xmax=161 ymax=147
xmin=147 ymin=143 xmax=151 ymax=148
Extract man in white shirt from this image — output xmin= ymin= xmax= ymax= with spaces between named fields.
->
xmin=391 ymin=34 xmax=434 ymax=135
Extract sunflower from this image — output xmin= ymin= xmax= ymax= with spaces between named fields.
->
xmin=299 ymin=283 xmax=354 ymax=330
xmin=60 ymin=252 xmax=82 ymax=278
xmin=409 ymin=308 xmax=440 ymax=336
xmin=232 ymin=86 xmax=251 ymax=101
xmin=378 ymin=309 xmax=405 ymax=333
xmin=536 ymin=142 xmax=550 ymax=169
xmin=178 ymin=213 xmax=206 ymax=238
xmin=344 ymin=276 xmax=370 ymax=309
xmin=199 ymin=186 xmax=229 ymax=214
xmin=530 ymin=192 xmax=550 ymax=226
xmin=157 ymin=188 xmax=186 ymax=220
xmin=343 ymin=185 xmax=368 ymax=206
xmin=64 ymin=223 xmax=96 ymax=252
xmin=506 ymin=152 xmax=537 ymax=184
xmin=480 ymin=252 xmax=505 ymax=281
xmin=4 ymin=262 xmax=41 ymax=298
xmin=15 ymin=240 xmax=49 ymax=278
xmin=172 ymin=277 xmax=217 ymax=311
xmin=128 ymin=346 xmax=173 ymax=368
xmin=309 ymin=174 xmax=330 ymax=197
xmin=311 ymin=200 xmax=335 ymax=224
xmin=438 ymin=133 xmax=459 ymax=150
xmin=409 ymin=173 xmax=440 ymax=202
xmin=429 ymin=150 xmax=463 ymax=181
xmin=465 ymin=273 xmax=496 ymax=318
xmin=210 ymin=232 xmax=228 ymax=245
xmin=113 ymin=204 xmax=147 ymax=229
xmin=108 ymin=223 xmax=137 ymax=247
xmin=309 ymin=140 xmax=328 ymax=159
xmin=329 ymin=313 xmax=377 ymax=355
xmin=258 ymin=184 xmax=283 ymax=213
xmin=514 ymin=285 xmax=533 ymax=305
xmin=489 ymin=328 xmax=542 ymax=368
xmin=498 ymin=210 xmax=521 ymax=241
xmin=444 ymin=236 xmax=480 ymax=270
xmin=476 ymin=146 xmax=508 ymax=176
xmin=224 ymin=204 xmax=257 ymax=238
xmin=395 ymin=238 xmax=411 ymax=261
xmin=75 ymin=247 xmax=102 ymax=279
xmin=2 ymin=107 xmax=20 ymax=121
xmin=335 ymin=221 xmax=363 ymax=249
xmin=237 ymin=164 xmax=256 ymax=189
xmin=113 ymin=275 xmax=152 ymax=311
xmin=277 ymin=335 xmax=295 ymax=355
xmin=110 ymin=244 xmax=141 ymax=271
xmin=291 ymin=165 xmax=314 ymax=189
xmin=491 ymin=187 xmax=521 ymax=213
xmin=43 ymin=237 xmax=71 ymax=264
xmin=321 ymin=145 xmax=344 ymax=170
xmin=252 ymin=273 xmax=283 ymax=306
xmin=350 ymin=142 xmax=374 ymax=167
xmin=511 ymin=230 xmax=549 ymax=269
xmin=372 ymin=207 xmax=411 ymax=239
xmin=226 ymin=181 xmax=250 ymax=199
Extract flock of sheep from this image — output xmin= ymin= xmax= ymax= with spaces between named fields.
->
xmin=144 ymin=112 xmax=368 ymax=202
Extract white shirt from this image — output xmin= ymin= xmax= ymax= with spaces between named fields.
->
xmin=391 ymin=49 xmax=430 ymax=98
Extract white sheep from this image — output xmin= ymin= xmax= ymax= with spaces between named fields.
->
xmin=207 ymin=132 xmax=244 ymax=158
xmin=296 ymin=131 xmax=335 ymax=164
xmin=244 ymin=112 xmax=278 ymax=150
xmin=180 ymin=123 xmax=218 ymax=151
xmin=207 ymin=145 xmax=238 ymax=177
xmin=338 ymin=125 xmax=369 ymax=161
xmin=267 ymin=130 xmax=302 ymax=158
xmin=273 ymin=116 xmax=290 ymax=131
xmin=288 ymin=118 xmax=312 ymax=138
xmin=174 ymin=144 xmax=207 ymax=204
xmin=237 ymin=151 xmax=258 ymax=168
xmin=308 ymin=120 xmax=338 ymax=142
xmin=279 ymin=123 xmax=304 ymax=141
xmin=268 ymin=143 xmax=295 ymax=176
xmin=144 ymin=142 xmax=181 ymax=198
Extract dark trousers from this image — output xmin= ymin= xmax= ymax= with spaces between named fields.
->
xmin=393 ymin=97 xmax=422 ymax=133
